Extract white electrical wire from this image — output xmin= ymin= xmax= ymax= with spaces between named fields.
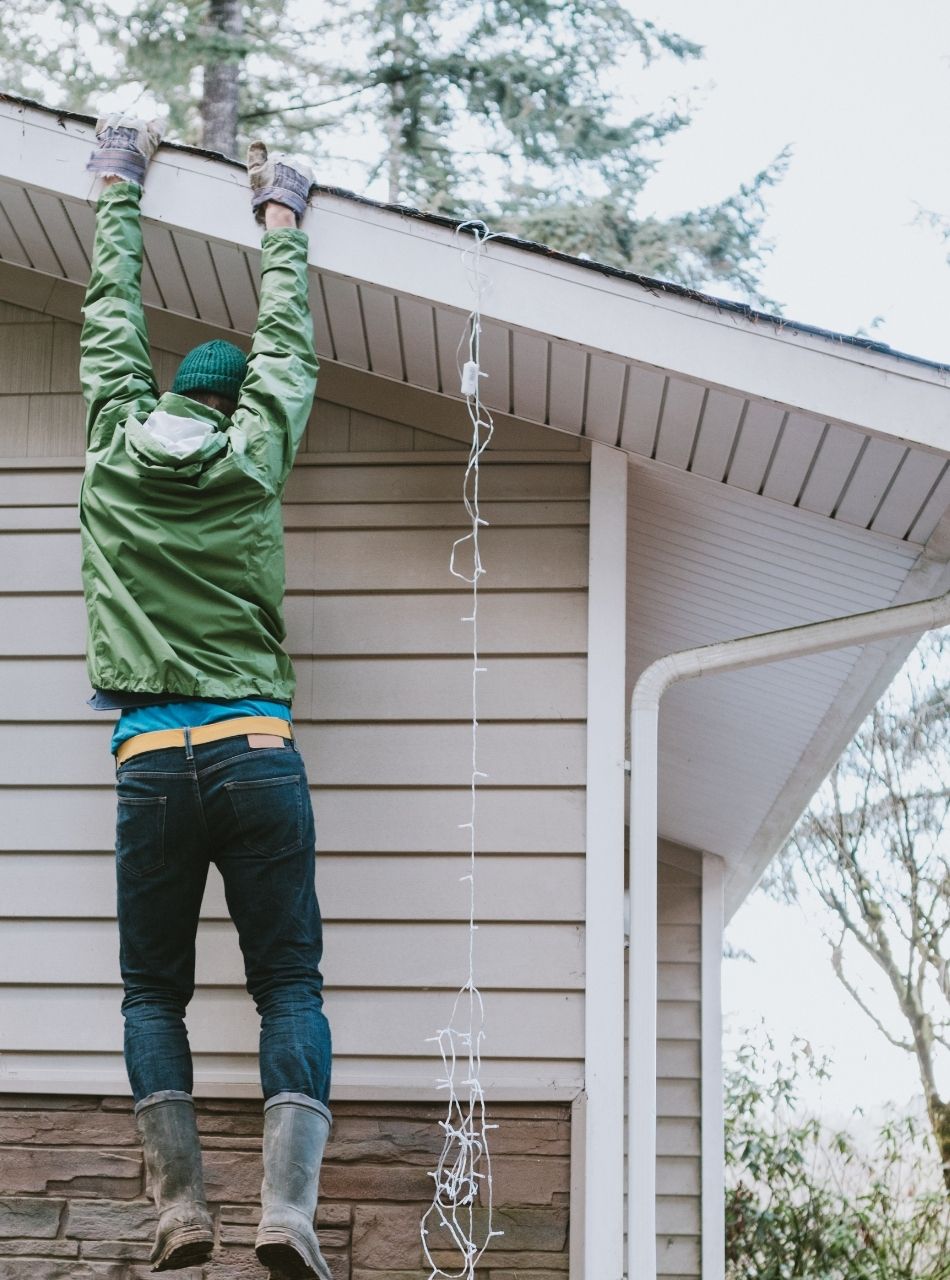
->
xmin=421 ymin=220 xmax=505 ymax=1280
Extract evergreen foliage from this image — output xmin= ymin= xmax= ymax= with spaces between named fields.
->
xmin=0 ymin=0 xmax=783 ymax=299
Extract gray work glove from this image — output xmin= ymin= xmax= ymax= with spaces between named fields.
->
xmin=87 ymin=112 xmax=165 ymax=186
xmin=247 ymin=141 xmax=315 ymax=225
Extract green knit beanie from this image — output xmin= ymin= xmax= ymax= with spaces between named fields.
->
xmin=171 ymin=340 xmax=247 ymax=402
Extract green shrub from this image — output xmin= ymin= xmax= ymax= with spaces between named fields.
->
xmin=726 ymin=1036 xmax=950 ymax=1279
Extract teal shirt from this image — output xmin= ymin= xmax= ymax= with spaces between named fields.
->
xmin=112 ymin=698 xmax=292 ymax=753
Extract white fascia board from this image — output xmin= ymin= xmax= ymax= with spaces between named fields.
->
xmin=5 ymin=97 xmax=950 ymax=457
xmin=583 ymin=443 xmax=628 ymax=1280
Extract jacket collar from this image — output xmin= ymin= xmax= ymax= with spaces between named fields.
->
xmin=153 ymin=391 xmax=232 ymax=430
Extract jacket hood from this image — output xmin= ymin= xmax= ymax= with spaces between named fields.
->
xmin=124 ymin=393 xmax=232 ymax=474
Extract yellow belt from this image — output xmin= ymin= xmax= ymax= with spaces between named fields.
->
xmin=115 ymin=715 xmax=293 ymax=765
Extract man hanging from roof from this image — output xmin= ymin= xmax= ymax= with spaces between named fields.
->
xmin=80 ymin=113 xmax=332 ymax=1279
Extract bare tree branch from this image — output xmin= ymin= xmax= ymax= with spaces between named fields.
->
xmin=829 ymin=937 xmax=915 ymax=1052
xmin=782 ymin=630 xmax=950 ymax=1192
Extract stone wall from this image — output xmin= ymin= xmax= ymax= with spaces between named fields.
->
xmin=0 ymin=1095 xmax=571 ymax=1279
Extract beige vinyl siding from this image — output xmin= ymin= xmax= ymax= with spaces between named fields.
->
xmin=623 ymin=839 xmax=703 ymax=1279
xmin=657 ymin=841 xmax=702 ymax=1280
xmin=0 ymin=301 xmax=590 ymax=1099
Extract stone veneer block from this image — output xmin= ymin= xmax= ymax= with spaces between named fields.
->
xmin=0 ymin=1198 xmax=64 ymax=1238
xmin=0 ymin=1150 xmax=142 ymax=1199
xmin=65 ymin=1200 xmax=156 ymax=1241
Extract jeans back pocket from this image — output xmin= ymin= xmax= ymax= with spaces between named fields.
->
xmin=225 ymin=774 xmax=303 ymax=858
xmin=115 ymin=795 xmax=167 ymax=878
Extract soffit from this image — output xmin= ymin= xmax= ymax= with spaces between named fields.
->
xmin=626 ymin=456 xmax=950 ymax=915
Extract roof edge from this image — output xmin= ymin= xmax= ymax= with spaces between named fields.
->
xmin=4 ymin=88 xmax=949 ymax=377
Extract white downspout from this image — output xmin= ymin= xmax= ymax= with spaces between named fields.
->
xmin=627 ymin=588 xmax=950 ymax=1280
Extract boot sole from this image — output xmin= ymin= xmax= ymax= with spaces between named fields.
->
xmin=256 ymin=1228 xmax=331 ymax=1279
xmin=153 ymin=1226 xmax=215 ymax=1272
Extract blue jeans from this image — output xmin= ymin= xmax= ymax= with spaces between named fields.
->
xmin=114 ymin=732 xmax=331 ymax=1105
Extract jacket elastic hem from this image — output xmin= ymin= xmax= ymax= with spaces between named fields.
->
xmin=90 ymin=682 xmax=294 ymax=703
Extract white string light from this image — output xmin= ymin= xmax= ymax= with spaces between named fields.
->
xmin=421 ymin=220 xmax=505 ymax=1280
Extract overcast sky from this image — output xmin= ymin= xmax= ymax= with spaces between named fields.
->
xmin=632 ymin=0 xmax=950 ymax=1116
xmin=635 ymin=1 xmax=950 ymax=363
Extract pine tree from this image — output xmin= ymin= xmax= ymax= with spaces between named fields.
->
xmin=0 ymin=0 xmax=783 ymax=301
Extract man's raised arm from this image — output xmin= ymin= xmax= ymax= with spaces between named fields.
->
xmin=231 ymin=144 xmax=319 ymax=493
xmin=81 ymin=116 xmax=163 ymax=453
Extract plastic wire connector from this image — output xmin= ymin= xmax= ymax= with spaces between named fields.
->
xmin=460 ymin=360 xmax=482 ymax=397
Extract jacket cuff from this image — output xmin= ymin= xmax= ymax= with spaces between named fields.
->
xmin=96 ymin=179 xmax=143 ymax=208
xmin=261 ymin=227 xmax=308 ymax=248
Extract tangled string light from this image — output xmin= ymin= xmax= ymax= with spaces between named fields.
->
xmin=420 ymin=221 xmax=505 ymax=1279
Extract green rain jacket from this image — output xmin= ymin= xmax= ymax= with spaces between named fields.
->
xmin=79 ymin=181 xmax=318 ymax=702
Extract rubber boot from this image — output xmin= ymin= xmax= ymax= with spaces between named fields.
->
xmin=255 ymin=1092 xmax=333 ymax=1280
xmin=135 ymin=1090 xmax=215 ymax=1271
